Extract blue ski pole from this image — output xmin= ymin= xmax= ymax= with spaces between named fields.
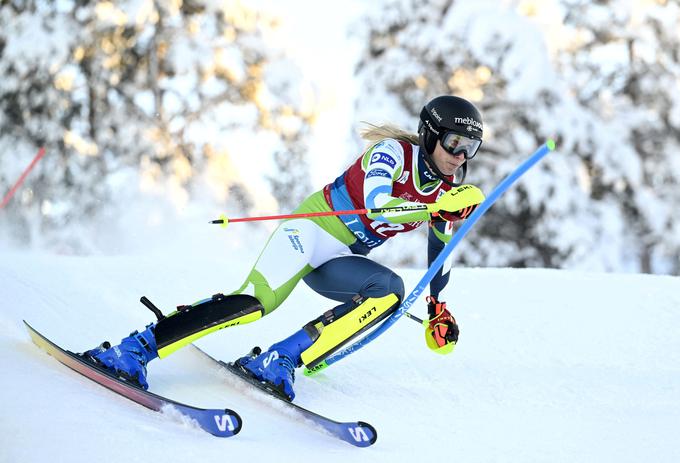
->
xmin=304 ymin=139 xmax=557 ymax=376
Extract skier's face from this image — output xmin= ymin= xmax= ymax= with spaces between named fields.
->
xmin=431 ymin=140 xmax=465 ymax=176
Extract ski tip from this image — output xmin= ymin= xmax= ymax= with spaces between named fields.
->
xmin=194 ymin=408 xmax=242 ymax=438
xmin=344 ymin=421 xmax=378 ymax=447
xmin=358 ymin=421 xmax=377 ymax=445
xmin=225 ymin=408 xmax=243 ymax=436
xmin=546 ymin=138 xmax=556 ymax=151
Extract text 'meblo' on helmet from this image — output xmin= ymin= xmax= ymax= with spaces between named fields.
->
xmin=418 ymin=95 xmax=484 ymax=186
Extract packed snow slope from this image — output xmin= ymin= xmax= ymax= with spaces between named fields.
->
xmin=1 ymin=250 xmax=679 ymax=463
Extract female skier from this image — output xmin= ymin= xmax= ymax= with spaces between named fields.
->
xmin=83 ymin=95 xmax=486 ymax=401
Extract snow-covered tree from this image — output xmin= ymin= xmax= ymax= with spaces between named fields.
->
xmin=0 ymin=0 xmax=315 ymax=251
xmin=556 ymin=0 xmax=680 ymax=273
xmin=353 ymin=0 xmax=680 ymax=274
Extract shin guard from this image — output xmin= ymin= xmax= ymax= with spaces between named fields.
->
xmin=300 ymin=293 xmax=399 ymax=368
xmin=154 ymin=293 xmax=264 ymax=358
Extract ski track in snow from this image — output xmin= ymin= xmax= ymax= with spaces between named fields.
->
xmin=1 ymin=252 xmax=679 ymax=462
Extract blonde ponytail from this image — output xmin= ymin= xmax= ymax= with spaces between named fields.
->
xmin=359 ymin=123 xmax=419 ymax=146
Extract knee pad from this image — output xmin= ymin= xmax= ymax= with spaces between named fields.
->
xmin=299 ymin=293 xmax=400 ymax=368
xmin=155 ymin=293 xmax=264 ymax=358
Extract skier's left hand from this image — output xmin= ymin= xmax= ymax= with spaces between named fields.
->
xmin=424 ymin=296 xmax=458 ymax=354
xmin=436 ymin=204 xmax=478 ymax=222
xmin=427 ymin=184 xmax=485 ymax=217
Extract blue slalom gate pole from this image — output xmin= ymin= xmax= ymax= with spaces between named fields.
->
xmin=305 ymin=139 xmax=556 ymax=376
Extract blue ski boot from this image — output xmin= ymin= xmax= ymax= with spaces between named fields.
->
xmin=236 ymin=329 xmax=313 ymax=401
xmin=83 ymin=324 xmax=158 ymax=390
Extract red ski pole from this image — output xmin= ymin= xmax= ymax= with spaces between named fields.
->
xmin=1 ymin=147 xmax=47 ymax=209
xmin=210 ymin=203 xmax=434 ymax=227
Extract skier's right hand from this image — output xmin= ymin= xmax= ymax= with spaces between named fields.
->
xmin=427 ymin=184 xmax=485 ymax=219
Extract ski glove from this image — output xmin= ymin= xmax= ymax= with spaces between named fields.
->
xmin=427 ymin=185 xmax=485 ymax=221
xmin=424 ymin=296 xmax=458 ymax=355
xmin=437 ymin=204 xmax=478 ymax=222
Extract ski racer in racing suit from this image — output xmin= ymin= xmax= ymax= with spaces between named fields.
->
xmin=82 ymin=95 xmax=486 ymax=401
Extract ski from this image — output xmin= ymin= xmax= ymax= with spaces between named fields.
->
xmin=24 ymin=320 xmax=242 ymax=438
xmin=192 ymin=345 xmax=377 ymax=447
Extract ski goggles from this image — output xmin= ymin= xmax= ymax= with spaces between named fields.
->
xmin=440 ymin=132 xmax=482 ymax=159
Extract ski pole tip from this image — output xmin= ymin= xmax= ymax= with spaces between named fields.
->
xmin=546 ymin=139 xmax=557 ymax=151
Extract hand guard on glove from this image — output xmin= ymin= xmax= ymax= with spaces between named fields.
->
xmin=427 ymin=184 xmax=485 ymax=222
xmin=436 ymin=204 xmax=478 ymax=222
xmin=424 ymin=296 xmax=459 ymax=354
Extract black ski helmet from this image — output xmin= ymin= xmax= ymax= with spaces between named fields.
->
xmin=418 ymin=95 xmax=484 ymax=186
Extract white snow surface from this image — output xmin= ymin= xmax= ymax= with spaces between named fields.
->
xmin=1 ymin=250 xmax=679 ymax=462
